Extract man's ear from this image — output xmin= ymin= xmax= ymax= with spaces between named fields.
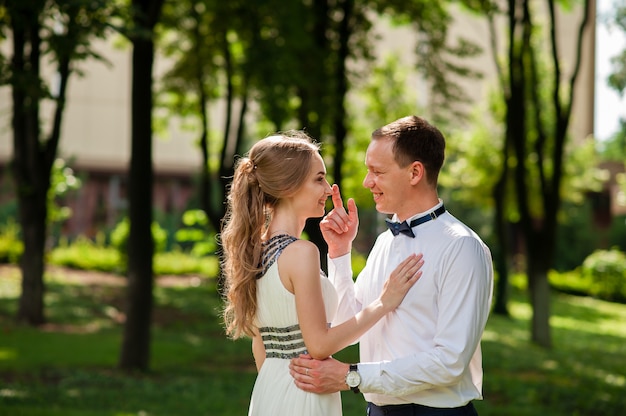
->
xmin=408 ymin=161 xmax=425 ymax=185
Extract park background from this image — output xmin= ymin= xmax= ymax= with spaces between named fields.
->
xmin=1 ymin=0 xmax=626 ymax=415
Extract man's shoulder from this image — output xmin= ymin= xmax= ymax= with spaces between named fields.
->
xmin=438 ymin=214 xmax=488 ymax=248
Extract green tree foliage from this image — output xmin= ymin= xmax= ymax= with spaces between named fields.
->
xmin=463 ymin=0 xmax=594 ymax=347
xmin=607 ymin=0 xmax=626 ymax=95
xmin=372 ymin=0 xmax=483 ymax=126
xmin=342 ymin=54 xmax=425 ymax=249
xmin=155 ymin=0 xmax=484 ymax=278
xmin=156 ymin=0 xmax=378 ymax=271
xmin=346 ymin=54 xmax=424 ymax=208
xmin=48 ymin=158 xmax=81 ymax=238
xmin=597 ymin=119 xmax=626 ymax=162
xmin=157 ymin=0 xmax=234 ymax=233
xmin=0 ymin=0 xmax=115 ymax=325
xmin=441 ymin=85 xmax=603 ymax=312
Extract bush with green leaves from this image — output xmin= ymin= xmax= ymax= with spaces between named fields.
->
xmin=110 ymin=217 xmax=168 ymax=254
xmin=581 ymin=248 xmax=626 ymax=302
xmin=48 ymin=234 xmax=218 ymax=277
xmin=174 ymin=210 xmax=216 ymax=257
xmin=49 ymin=235 xmax=121 ymax=273
xmin=49 ymin=159 xmax=81 ymax=225
xmin=109 ymin=217 xmax=168 ymax=272
xmin=0 ymin=219 xmax=23 ymax=264
xmin=154 ymin=249 xmax=218 ymax=276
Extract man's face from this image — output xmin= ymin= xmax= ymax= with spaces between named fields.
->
xmin=362 ymin=138 xmax=414 ymax=219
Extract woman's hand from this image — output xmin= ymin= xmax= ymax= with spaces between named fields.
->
xmin=379 ymin=254 xmax=424 ymax=311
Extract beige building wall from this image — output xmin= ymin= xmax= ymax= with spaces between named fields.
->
xmin=0 ymin=3 xmax=596 ymax=171
xmin=373 ymin=2 xmax=595 ymax=143
xmin=0 ymin=38 xmax=202 ymax=173
xmin=0 ymin=87 xmax=11 ymax=161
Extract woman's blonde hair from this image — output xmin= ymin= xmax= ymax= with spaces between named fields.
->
xmin=221 ymin=131 xmax=321 ymax=339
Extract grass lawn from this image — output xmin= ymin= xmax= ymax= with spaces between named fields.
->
xmin=1 ymin=265 xmax=625 ymax=415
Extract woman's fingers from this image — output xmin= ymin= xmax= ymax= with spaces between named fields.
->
xmin=392 ymin=254 xmax=424 ymax=284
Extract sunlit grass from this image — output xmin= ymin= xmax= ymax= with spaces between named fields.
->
xmin=0 ymin=266 xmax=625 ymax=415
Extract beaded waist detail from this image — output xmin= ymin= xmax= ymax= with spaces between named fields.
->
xmin=259 ymin=324 xmax=308 ymax=359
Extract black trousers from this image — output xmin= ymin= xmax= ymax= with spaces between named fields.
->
xmin=367 ymin=401 xmax=478 ymax=416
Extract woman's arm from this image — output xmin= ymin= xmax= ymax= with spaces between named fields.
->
xmin=281 ymin=240 xmax=423 ymax=360
xmin=252 ymin=330 xmax=266 ymax=372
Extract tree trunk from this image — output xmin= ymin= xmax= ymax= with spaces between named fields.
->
xmin=331 ymin=0 xmax=352 ymax=190
xmin=491 ymin=173 xmax=510 ymax=316
xmin=11 ymin=1 xmax=47 ymax=325
xmin=299 ymin=0 xmax=331 ymax=265
xmin=118 ymin=0 xmax=164 ymax=371
xmin=527 ymin=250 xmax=552 ymax=348
xmin=16 ymin=198 xmax=47 ymax=324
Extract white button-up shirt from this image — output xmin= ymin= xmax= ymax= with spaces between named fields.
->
xmin=329 ymin=202 xmax=494 ymax=408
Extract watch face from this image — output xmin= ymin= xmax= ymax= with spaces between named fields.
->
xmin=346 ymin=371 xmax=361 ymax=387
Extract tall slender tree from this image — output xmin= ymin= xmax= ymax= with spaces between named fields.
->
xmin=118 ymin=0 xmax=165 ymax=371
xmin=1 ymin=0 xmax=112 ymax=325
xmin=157 ymin=0 xmax=479 ymax=274
xmin=476 ymin=0 xmax=593 ymax=347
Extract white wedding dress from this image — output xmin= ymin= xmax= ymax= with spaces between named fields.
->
xmin=248 ymin=235 xmax=341 ymax=416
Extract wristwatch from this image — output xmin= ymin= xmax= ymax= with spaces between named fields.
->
xmin=345 ymin=363 xmax=361 ymax=394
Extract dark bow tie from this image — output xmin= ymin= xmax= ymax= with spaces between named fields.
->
xmin=385 ymin=205 xmax=446 ymax=238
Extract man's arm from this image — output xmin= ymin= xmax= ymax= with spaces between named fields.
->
xmin=321 ymin=184 xmax=363 ymax=323
xmin=327 ymin=252 xmax=363 ymax=324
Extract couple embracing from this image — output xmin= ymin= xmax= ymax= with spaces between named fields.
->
xmin=221 ymin=116 xmax=494 ymax=416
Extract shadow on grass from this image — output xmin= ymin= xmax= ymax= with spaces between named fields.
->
xmin=478 ymin=289 xmax=626 ymax=416
xmin=1 ymin=267 xmax=625 ymax=416
xmin=0 ymin=267 xmax=258 ymax=415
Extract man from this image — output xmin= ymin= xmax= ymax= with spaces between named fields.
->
xmin=290 ymin=116 xmax=494 ymax=415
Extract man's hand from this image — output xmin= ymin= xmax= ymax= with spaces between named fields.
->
xmin=320 ymin=184 xmax=359 ymax=258
xmin=289 ymin=354 xmax=351 ymax=394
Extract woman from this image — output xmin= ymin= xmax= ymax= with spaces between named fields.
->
xmin=221 ymin=131 xmax=423 ymax=415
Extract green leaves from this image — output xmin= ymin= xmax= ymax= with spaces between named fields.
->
xmin=175 ymin=209 xmax=216 ymax=257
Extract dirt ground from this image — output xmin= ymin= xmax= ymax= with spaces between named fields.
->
xmin=0 ymin=264 xmax=210 ymax=332
xmin=0 ymin=263 xmax=204 ymax=288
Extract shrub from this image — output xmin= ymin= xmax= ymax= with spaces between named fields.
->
xmin=0 ymin=219 xmax=23 ymax=264
xmin=110 ymin=217 xmax=169 ymax=273
xmin=154 ymin=250 xmax=218 ymax=277
xmin=49 ymin=236 xmax=121 ymax=273
xmin=580 ymin=248 xmax=626 ymax=302
xmin=110 ymin=217 xmax=168 ymax=254
xmin=48 ymin=236 xmax=219 ymax=278
xmin=174 ymin=210 xmax=217 ymax=257
xmin=549 ymin=269 xmax=591 ymax=296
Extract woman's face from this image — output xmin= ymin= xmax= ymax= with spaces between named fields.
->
xmin=290 ymin=153 xmax=332 ymax=219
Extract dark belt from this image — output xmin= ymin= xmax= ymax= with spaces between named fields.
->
xmin=367 ymin=401 xmax=477 ymax=416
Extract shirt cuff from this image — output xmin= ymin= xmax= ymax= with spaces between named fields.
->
xmin=357 ymin=361 xmax=383 ymax=393
xmin=327 ymin=252 xmax=352 ymax=282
